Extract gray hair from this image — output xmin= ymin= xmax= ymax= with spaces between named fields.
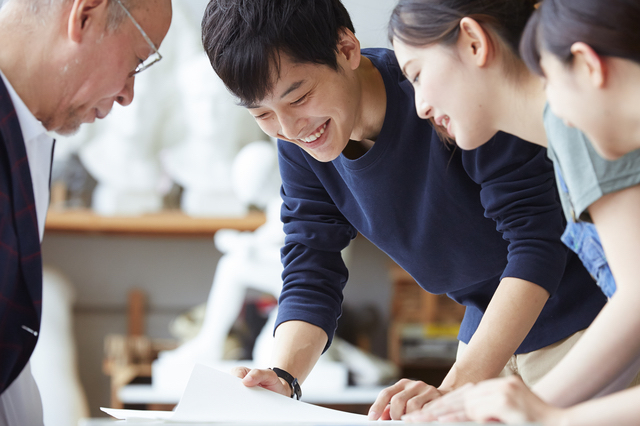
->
xmin=14 ymin=0 xmax=138 ymax=30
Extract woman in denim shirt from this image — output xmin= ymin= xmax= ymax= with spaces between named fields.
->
xmin=375 ymin=0 xmax=640 ymax=424
xmin=544 ymin=108 xmax=640 ymax=300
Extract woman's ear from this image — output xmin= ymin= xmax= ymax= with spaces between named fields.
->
xmin=458 ymin=17 xmax=490 ymax=67
xmin=337 ymin=28 xmax=362 ymax=71
xmin=570 ymin=42 xmax=606 ymax=88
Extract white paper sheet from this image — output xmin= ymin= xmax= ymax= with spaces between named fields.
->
xmin=100 ymin=407 xmax=174 ymax=421
xmin=102 ymin=364 xmax=375 ymax=423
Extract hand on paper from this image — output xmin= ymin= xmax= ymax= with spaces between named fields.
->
xmin=403 ymin=376 xmax=560 ymax=424
xmin=367 ymin=378 xmax=445 ymax=420
xmin=231 ymin=366 xmax=292 ymax=397
xmin=401 ymin=382 xmax=472 ymax=422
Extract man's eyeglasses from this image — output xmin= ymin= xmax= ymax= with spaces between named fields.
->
xmin=115 ymin=0 xmax=163 ymax=75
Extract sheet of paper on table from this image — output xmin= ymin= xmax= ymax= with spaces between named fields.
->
xmin=102 ymin=364 xmax=389 ymax=424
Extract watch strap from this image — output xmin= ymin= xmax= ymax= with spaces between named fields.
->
xmin=270 ymin=367 xmax=302 ymax=400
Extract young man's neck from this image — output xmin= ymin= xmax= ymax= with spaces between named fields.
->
xmin=494 ymin=73 xmax=548 ymax=147
xmin=348 ymin=55 xmax=387 ymax=144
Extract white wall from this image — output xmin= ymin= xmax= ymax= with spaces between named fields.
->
xmin=185 ymin=0 xmax=396 ymax=49
xmin=343 ymin=0 xmax=396 ymax=48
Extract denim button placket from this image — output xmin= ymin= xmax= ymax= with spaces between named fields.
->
xmin=556 ymin=168 xmax=616 ymax=298
xmin=561 ymin=221 xmax=616 ymax=298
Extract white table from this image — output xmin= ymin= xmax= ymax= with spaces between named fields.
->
xmin=118 ymin=383 xmax=386 ymax=411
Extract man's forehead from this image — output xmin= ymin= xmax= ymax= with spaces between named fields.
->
xmin=131 ymin=0 xmax=172 ymax=46
xmin=244 ymin=52 xmax=329 ymax=108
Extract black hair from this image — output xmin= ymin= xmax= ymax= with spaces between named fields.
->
xmin=201 ymin=0 xmax=355 ymax=107
xmin=388 ymin=0 xmax=536 ymax=76
xmin=521 ymin=0 xmax=640 ymax=76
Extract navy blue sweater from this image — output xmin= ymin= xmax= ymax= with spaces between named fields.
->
xmin=275 ymin=48 xmax=606 ymax=354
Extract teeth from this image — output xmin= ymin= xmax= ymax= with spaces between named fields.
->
xmin=301 ymin=123 xmax=327 ymax=143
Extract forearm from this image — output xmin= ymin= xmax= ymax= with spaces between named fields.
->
xmin=271 ymin=320 xmax=328 ymax=384
xmin=440 ymin=278 xmax=549 ymax=391
xmin=532 ymin=291 xmax=640 ymax=407
xmin=535 ymin=187 xmax=640 ymax=406
xmin=554 ymin=385 xmax=640 ymax=426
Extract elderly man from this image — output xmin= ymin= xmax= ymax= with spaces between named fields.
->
xmin=0 ymin=0 xmax=171 ymax=424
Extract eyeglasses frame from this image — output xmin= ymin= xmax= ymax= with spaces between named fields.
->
xmin=114 ymin=0 xmax=163 ymax=75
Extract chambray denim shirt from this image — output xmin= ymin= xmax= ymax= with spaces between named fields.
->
xmin=557 ymin=169 xmax=617 ymax=298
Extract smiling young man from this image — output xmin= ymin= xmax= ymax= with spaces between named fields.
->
xmin=0 ymin=0 xmax=171 ymax=424
xmin=201 ymin=0 xmax=606 ymax=419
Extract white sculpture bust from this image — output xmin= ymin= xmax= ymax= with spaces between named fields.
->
xmin=160 ymin=54 xmax=265 ymax=217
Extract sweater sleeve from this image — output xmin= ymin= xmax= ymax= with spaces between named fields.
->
xmin=461 ymin=132 xmax=569 ymax=296
xmin=275 ymin=141 xmax=358 ymax=350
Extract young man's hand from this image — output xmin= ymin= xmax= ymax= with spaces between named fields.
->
xmin=367 ymin=378 xmax=445 ymax=420
xmin=231 ymin=366 xmax=292 ymax=397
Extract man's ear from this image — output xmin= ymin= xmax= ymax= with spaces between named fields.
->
xmin=458 ymin=17 xmax=490 ymax=68
xmin=571 ymin=42 xmax=606 ymax=88
xmin=337 ymin=28 xmax=361 ymax=71
xmin=68 ymin=0 xmax=109 ymax=43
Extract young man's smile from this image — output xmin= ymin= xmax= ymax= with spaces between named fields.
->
xmin=248 ymin=53 xmax=362 ymax=162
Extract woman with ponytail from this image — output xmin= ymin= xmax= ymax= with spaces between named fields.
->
xmin=372 ymin=0 xmax=640 ymax=422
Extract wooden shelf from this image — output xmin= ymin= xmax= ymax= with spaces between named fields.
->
xmin=45 ymin=209 xmax=266 ymax=237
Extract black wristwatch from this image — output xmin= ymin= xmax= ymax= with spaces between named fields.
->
xmin=270 ymin=367 xmax=302 ymax=400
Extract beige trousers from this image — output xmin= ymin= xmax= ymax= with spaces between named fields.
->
xmin=457 ymin=329 xmax=585 ymax=387
xmin=457 ymin=329 xmax=640 ymax=393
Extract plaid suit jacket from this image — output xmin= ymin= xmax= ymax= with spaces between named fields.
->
xmin=0 ymin=77 xmax=42 ymax=394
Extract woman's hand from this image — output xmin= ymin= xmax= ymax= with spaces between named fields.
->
xmin=367 ymin=378 xmax=445 ymax=420
xmin=404 ymin=376 xmax=562 ymax=424
xmin=401 ymin=382 xmax=473 ymax=422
